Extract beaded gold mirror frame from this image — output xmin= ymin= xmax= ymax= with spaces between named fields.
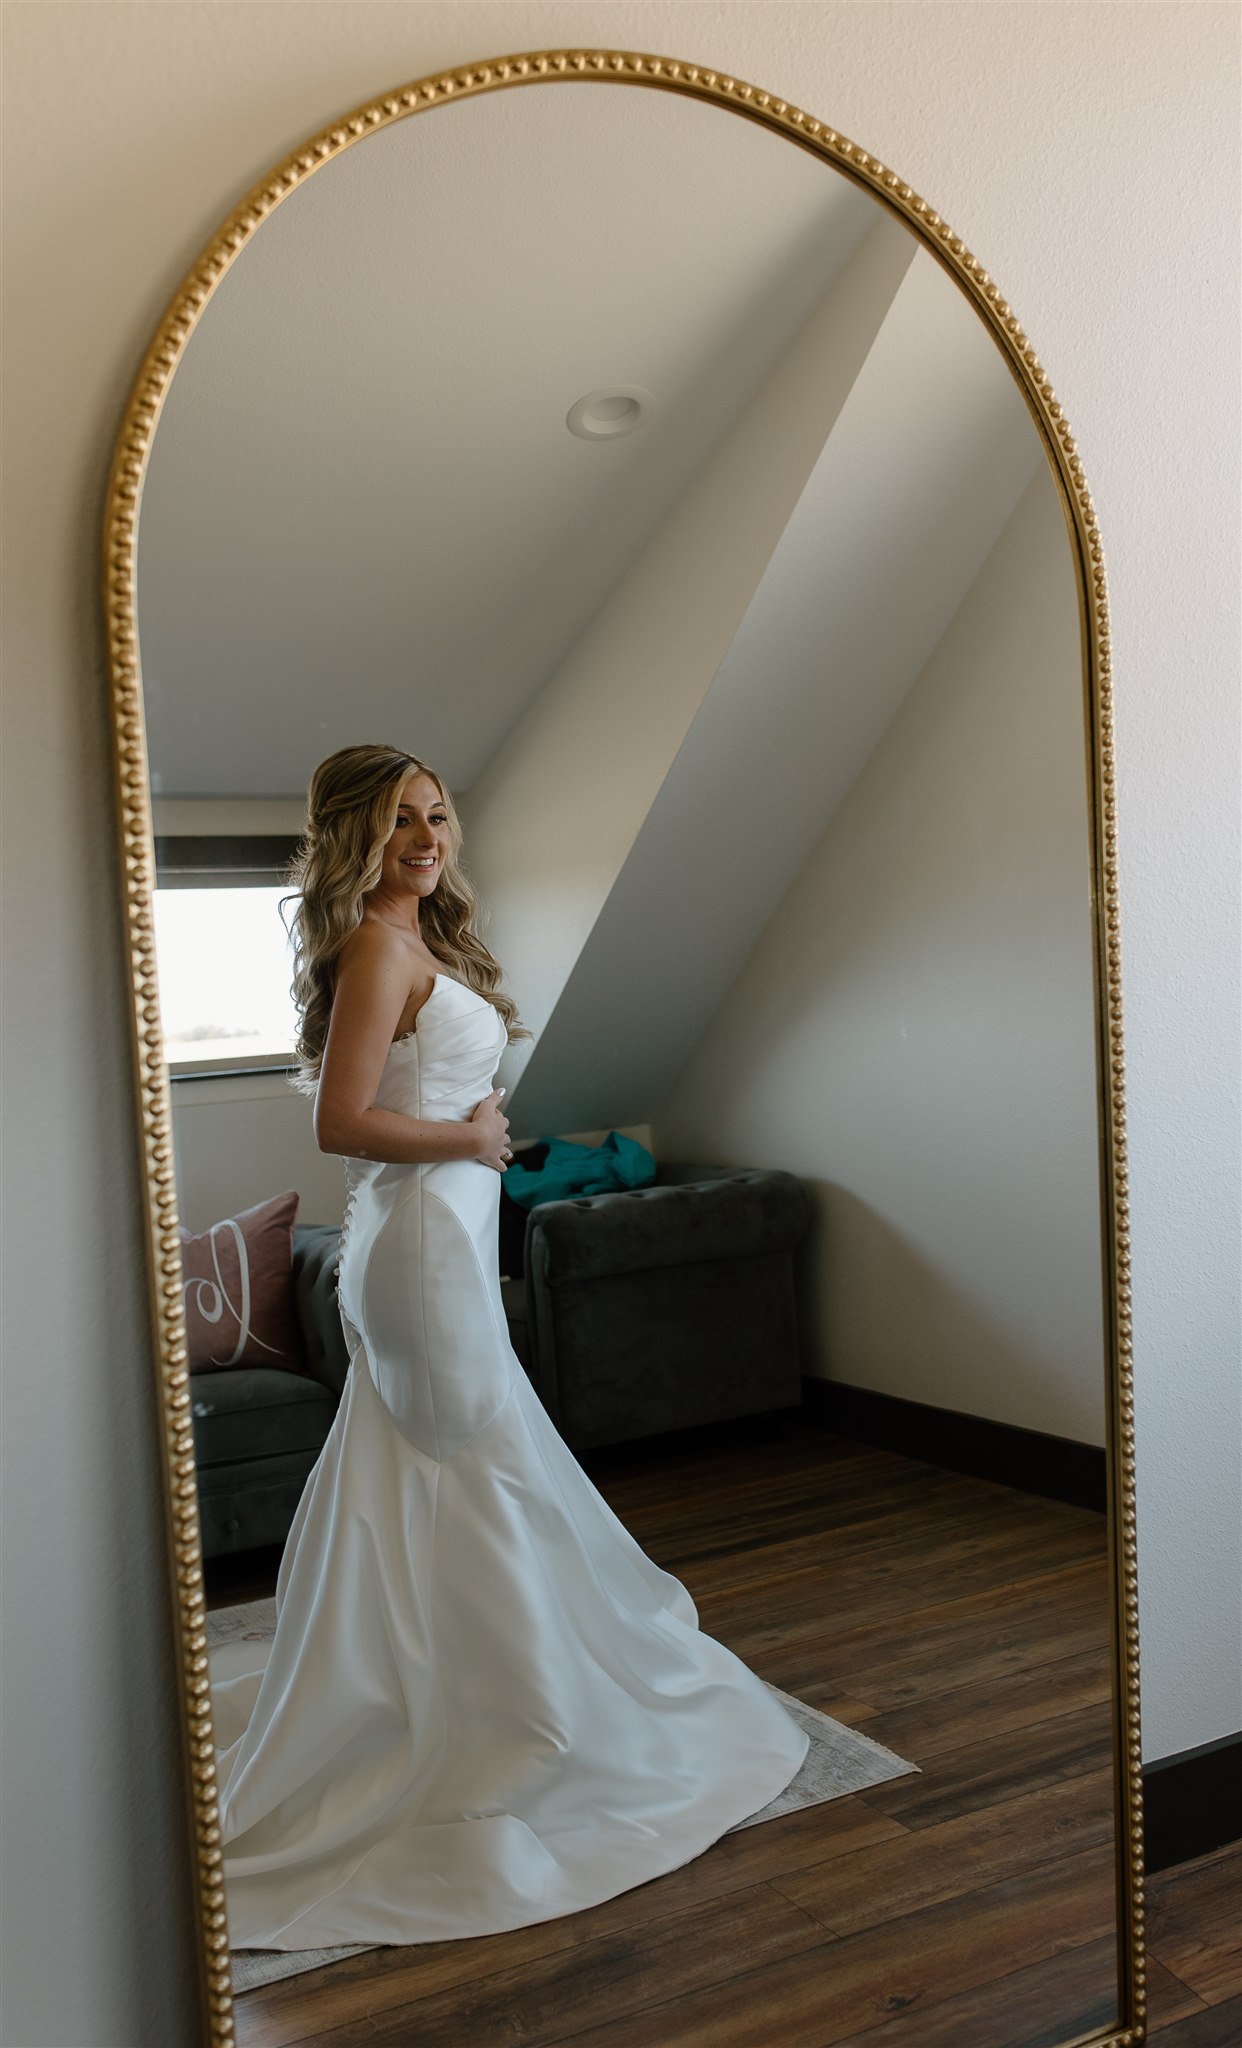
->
xmin=101 ymin=50 xmax=1143 ymax=2048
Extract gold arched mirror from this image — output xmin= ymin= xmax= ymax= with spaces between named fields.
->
xmin=104 ymin=50 xmax=1142 ymax=2048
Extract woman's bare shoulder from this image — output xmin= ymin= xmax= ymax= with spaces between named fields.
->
xmin=334 ymin=921 xmax=437 ymax=1041
xmin=339 ymin=919 xmax=417 ymax=966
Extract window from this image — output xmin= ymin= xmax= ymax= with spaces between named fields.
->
xmin=153 ymin=885 xmax=299 ymax=1074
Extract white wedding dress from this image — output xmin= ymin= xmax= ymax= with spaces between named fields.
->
xmin=209 ymin=973 xmax=809 ymax=1950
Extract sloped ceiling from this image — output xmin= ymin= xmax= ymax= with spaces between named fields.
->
xmin=137 ymin=82 xmax=878 ymax=797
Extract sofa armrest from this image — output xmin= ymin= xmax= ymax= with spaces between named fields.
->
xmin=291 ymin=1224 xmax=351 ymax=1399
xmin=525 ymin=1169 xmax=811 ymax=1288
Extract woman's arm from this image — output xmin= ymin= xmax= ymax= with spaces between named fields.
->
xmin=312 ymin=926 xmax=509 ymax=1168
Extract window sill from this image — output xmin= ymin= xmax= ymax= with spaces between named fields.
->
xmin=170 ymin=1067 xmax=300 ymax=1106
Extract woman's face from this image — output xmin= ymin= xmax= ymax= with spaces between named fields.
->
xmin=377 ymin=772 xmax=452 ymax=902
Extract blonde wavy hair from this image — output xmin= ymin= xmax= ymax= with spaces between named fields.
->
xmin=284 ymin=742 xmax=528 ymax=1095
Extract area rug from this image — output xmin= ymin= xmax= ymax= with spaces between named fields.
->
xmin=206 ymin=1596 xmax=918 ymax=1996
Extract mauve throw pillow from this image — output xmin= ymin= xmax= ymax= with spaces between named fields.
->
xmin=181 ymin=1191 xmax=304 ymax=1373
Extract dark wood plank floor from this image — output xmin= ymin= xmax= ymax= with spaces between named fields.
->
xmin=213 ymin=1416 xmax=1235 ymax=2047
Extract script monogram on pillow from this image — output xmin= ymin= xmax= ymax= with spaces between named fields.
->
xmin=181 ymin=1190 xmax=303 ymax=1373
xmin=186 ymin=1217 xmax=279 ymax=1365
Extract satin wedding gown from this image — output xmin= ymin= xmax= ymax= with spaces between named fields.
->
xmin=209 ymin=973 xmax=809 ymax=1950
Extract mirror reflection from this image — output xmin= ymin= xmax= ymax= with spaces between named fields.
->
xmin=138 ymin=77 xmax=1120 ymax=2046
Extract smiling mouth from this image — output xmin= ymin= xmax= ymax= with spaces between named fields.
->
xmin=401 ymin=857 xmax=438 ymax=869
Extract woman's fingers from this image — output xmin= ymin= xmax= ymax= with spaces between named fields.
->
xmin=469 ymin=1089 xmax=511 ymax=1171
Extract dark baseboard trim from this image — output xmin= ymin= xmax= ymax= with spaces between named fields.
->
xmin=1143 ymin=1730 xmax=1242 ymax=1872
xmin=801 ymin=1376 xmax=1106 ymax=1511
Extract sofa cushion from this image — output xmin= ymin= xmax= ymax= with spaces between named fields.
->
xmin=527 ymin=1170 xmax=811 ymax=1286
xmin=180 ymin=1191 xmax=304 ymax=1373
xmin=190 ymin=1366 xmax=335 ymax=1468
xmin=292 ymin=1224 xmax=352 ymax=1397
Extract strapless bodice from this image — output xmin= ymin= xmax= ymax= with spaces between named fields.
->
xmin=341 ymin=974 xmax=507 ymax=1196
xmin=374 ymin=973 xmax=508 ymax=1123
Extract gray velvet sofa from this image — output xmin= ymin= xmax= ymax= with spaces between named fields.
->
xmin=500 ymin=1164 xmax=811 ymax=1450
xmin=193 ymin=1168 xmax=810 ymax=1561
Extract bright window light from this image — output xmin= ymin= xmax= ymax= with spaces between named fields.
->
xmin=153 ymin=886 xmax=299 ymax=1067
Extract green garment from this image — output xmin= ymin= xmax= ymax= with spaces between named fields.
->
xmin=503 ymin=1131 xmax=656 ymax=1211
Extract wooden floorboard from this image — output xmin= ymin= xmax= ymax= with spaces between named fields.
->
xmin=377 ymin=1845 xmax=1116 ymax=2048
xmin=770 ymin=1767 xmax=1116 ymax=1934
xmin=1145 ymin=1842 xmax=1242 ymax=2013
xmin=1148 ymin=1995 xmax=1242 ymax=2047
xmin=855 ymin=1646 xmax=1111 ymax=1756
xmin=224 ymin=1417 xmax=1233 ymax=2048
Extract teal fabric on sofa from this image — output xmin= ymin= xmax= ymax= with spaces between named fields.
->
xmin=502 ymin=1131 xmax=656 ymax=1209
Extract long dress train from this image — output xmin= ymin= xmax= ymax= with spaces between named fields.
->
xmin=208 ymin=973 xmax=809 ymax=1949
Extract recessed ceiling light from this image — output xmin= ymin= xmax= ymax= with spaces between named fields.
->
xmin=566 ymin=386 xmax=655 ymax=441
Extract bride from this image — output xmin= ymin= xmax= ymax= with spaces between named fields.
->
xmin=208 ymin=741 xmax=809 ymax=1951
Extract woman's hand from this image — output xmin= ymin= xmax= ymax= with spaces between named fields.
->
xmin=470 ymin=1088 xmax=512 ymax=1173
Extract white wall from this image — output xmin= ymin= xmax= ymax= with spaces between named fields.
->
xmin=171 ymin=1077 xmax=349 ymax=1235
xmin=3 ymin=5 xmax=1237 ymax=2043
xmin=655 ymin=466 xmax=1104 ymax=1444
